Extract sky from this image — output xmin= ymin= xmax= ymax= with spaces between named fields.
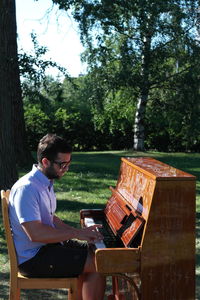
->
xmin=15 ymin=0 xmax=86 ymax=77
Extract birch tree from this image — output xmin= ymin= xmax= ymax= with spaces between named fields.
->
xmin=53 ymin=0 xmax=199 ymax=150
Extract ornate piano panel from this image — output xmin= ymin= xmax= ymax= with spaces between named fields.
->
xmin=80 ymin=157 xmax=196 ymax=300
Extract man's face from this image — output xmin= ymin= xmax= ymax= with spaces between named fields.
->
xmin=44 ymin=152 xmax=71 ymax=180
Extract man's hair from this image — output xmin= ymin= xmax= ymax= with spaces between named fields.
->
xmin=37 ymin=134 xmax=72 ymax=163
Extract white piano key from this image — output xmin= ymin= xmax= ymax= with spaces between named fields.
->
xmin=84 ymin=217 xmax=106 ymax=248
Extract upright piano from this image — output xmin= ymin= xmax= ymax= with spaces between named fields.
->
xmin=80 ymin=157 xmax=196 ymax=300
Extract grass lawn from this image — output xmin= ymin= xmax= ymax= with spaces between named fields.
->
xmin=0 ymin=150 xmax=199 ymax=299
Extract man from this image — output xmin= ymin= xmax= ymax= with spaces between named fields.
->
xmin=9 ymin=133 xmax=106 ymax=300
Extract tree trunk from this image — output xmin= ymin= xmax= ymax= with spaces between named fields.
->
xmin=10 ymin=0 xmax=33 ymax=167
xmin=0 ymin=0 xmax=32 ymax=189
xmin=133 ymin=30 xmax=151 ymax=151
xmin=0 ymin=0 xmax=32 ymax=176
xmin=0 ymin=0 xmax=18 ymax=188
xmin=133 ymin=92 xmax=149 ymax=151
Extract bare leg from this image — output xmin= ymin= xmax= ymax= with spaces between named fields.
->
xmin=77 ymin=275 xmax=84 ymax=300
xmin=78 ymin=249 xmax=106 ymax=300
xmin=81 ymin=272 xmax=106 ymax=300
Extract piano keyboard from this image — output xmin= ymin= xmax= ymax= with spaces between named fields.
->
xmin=84 ymin=217 xmax=106 ymax=248
xmin=84 ymin=217 xmax=123 ymax=249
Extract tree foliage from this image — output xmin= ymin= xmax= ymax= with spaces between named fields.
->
xmin=17 ymin=0 xmax=200 ymax=153
xmin=51 ymin=0 xmax=200 ymax=150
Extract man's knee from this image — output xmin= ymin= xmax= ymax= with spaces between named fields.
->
xmin=83 ymin=249 xmax=96 ymax=273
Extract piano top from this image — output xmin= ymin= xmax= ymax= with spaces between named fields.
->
xmin=123 ymin=157 xmax=196 ymax=181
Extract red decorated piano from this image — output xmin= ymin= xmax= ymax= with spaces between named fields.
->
xmin=80 ymin=157 xmax=196 ymax=300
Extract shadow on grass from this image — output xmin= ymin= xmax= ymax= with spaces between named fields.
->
xmin=0 ymin=285 xmax=8 ymax=298
xmin=196 ymin=213 xmax=200 ymax=238
xmin=71 ymin=151 xmax=200 ymax=176
xmin=57 ymin=198 xmax=104 ymax=213
xmin=55 ymin=152 xmax=200 ymax=202
xmin=0 ymin=271 xmax=9 ymax=299
xmin=0 ymin=243 xmax=8 ymax=256
xmin=57 ymin=175 xmax=114 ymax=193
xmin=56 ymin=198 xmax=105 ymax=226
xmin=71 ymin=152 xmax=121 ymax=176
xmin=71 ymin=151 xmax=200 ymax=183
xmin=0 ymin=223 xmax=9 ymax=257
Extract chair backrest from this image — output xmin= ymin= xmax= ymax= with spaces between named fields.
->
xmin=1 ymin=190 xmax=19 ymax=276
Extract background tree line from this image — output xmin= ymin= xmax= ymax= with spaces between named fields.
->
xmin=22 ymin=26 xmax=200 ymax=152
xmin=53 ymin=0 xmax=200 ymax=151
xmin=22 ymin=65 xmax=200 ymax=153
xmin=0 ymin=0 xmax=199 ymax=189
xmin=24 ymin=0 xmax=199 ymax=152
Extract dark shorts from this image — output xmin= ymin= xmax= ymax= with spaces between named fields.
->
xmin=18 ymin=239 xmax=88 ymax=278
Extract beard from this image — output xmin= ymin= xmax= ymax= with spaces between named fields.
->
xmin=43 ymin=165 xmax=60 ymax=180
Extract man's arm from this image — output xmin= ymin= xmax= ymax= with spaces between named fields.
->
xmin=21 ymin=220 xmax=103 ymax=244
xmin=53 ymin=214 xmax=74 ymax=230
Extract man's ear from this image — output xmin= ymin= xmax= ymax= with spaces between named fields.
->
xmin=41 ymin=157 xmax=50 ymax=168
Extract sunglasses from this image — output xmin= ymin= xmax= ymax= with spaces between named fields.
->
xmin=52 ymin=159 xmax=71 ymax=170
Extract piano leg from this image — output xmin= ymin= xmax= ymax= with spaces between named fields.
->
xmin=108 ymin=274 xmax=141 ymax=300
xmin=107 ymin=276 xmax=126 ymax=300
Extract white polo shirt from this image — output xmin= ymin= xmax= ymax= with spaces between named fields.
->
xmin=9 ymin=165 xmax=56 ymax=265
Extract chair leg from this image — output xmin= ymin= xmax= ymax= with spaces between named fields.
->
xmin=67 ymin=281 xmax=78 ymax=300
xmin=9 ymin=287 xmax=20 ymax=300
xmin=68 ymin=289 xmax=75 ymax=300
xmin=9 ymin=278 xmax=20 ymax=300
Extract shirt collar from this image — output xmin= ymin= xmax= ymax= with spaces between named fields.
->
xmin=31 ymin=164 xmax=52 ymax=189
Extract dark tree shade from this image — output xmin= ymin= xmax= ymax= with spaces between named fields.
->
xmin=0 ymin=0 xmax=18 ymax=188
xmin=0 ymin=0 xmax=32 ymax=189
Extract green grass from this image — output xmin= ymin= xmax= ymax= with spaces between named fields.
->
xmin=0 ymin=151 xmax=200 ymax=299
